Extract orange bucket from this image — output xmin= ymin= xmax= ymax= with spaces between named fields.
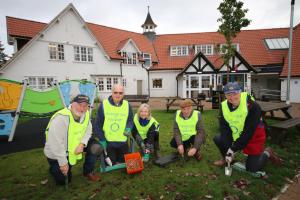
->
xmin=124 ymin=152 xmax=144 ymax=174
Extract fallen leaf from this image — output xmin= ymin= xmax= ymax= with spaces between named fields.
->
xmin=159 ymin=195 xmax=164 ymax=199
xmin=29 ymin=183 xmax=36 ymax=187
xmin=224 ymin=195 xmax=240 ymax=200
xmin=40 ymin=179 xmax=48 ymax=185
xmin=205 ymin=194 xmax=213 ymax=199
xmin=164 ymin=184 xmax=176 ymax=192
xmin=285 ymin=177 xmax=293 ymax=184
xmin=88 ymin=193 xmax=97 ymax=199
xmin=243 ymin=191 xmax=250 ymax=196
xmin=122 ymin=196 xmax=129 ymax=200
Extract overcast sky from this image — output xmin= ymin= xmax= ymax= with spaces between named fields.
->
xmin=1 ymin=0 xmax=299 ymax=56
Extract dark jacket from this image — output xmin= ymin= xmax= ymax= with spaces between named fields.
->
xmin=173 ymin=110 xmax=206 ymax=149
xmin=94 ymin=96 xmax=133 ymax=147
xmin=219 ymin=94 xmax=266 ymax=154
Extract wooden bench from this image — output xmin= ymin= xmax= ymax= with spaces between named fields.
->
xmin=123 ymin=95 xmax=149 ymax=103
xmin=269 ymin=117 xmax=300 ymax=144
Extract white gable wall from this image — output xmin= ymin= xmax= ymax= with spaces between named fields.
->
xmin=1 ymin=9 xmax=120 ymax=82
xmin=149 ymin=70 xmax=179 ymax=97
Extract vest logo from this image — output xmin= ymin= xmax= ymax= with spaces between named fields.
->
xmin=110 ymin=123 xmax=120 ymax=132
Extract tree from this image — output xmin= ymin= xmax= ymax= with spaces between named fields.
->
xmin=0 ymin=41 xmax=9 ymax=67
xmin=217 ymin=0 xmax=251 ymax=82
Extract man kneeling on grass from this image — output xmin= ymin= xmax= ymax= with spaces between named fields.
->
xmin=213 ymin=82 xmax=283 ymax=172
xmin=44 ymin=94 xmax=101 ymax=185
xmin=170 ymin=99 xmax=206 ymax=161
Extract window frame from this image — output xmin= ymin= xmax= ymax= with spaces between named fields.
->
xmin=152 ymin=78 xmax=163 ymax=89
xmin=170 ymin=46 xmax=189 ymax=56
xmin=48 ymin=43 xmax=65 ymax=61
xmin=195 ymin=44 xmax=214 ymax=55
xmin=143 ymin=53 xmax=152 ymax=67
xmin=26 ymin=76 xmax=54 ymax=89
xmin=122 ymin=51 xmax=138 ymax=65
xmin=219 ymin=43 xmax=239 ymax=54
xmin=73 ymin=45 xmax=93 ymax=62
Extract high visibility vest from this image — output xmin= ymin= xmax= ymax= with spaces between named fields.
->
xmin=103 ymin=99 xmax=129 ymax=142
xmin=175 ymin=110 xmax=199 ymax=141
xmin=133 ymin=114 xmax=159 ymax=140
xmin=221 ymin=92 xmax=249 ymax=141
xmin=45 ymin=108 xmax=90 ymax=165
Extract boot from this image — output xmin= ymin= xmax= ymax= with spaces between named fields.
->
xmin=265 ymin=147 xmax=283 ymax=165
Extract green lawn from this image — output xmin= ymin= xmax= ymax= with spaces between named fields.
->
xmin=1 ymin=109 xmax=300 ymax=200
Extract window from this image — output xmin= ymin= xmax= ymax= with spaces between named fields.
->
xmin=113 ymin=77 xmax=119 ymax=85
xmin=122 ymin=52 xmax=137 ymax=65
xmin=265 ymin=38 xmax=289 ymax=49
xmin=152 ymin=78 xmax=162 ymax=88
xmin=74 ymin=46 xmax=93 ymax=62
xmin=219 ymin=43 xmax=239 ymax=54
xmin=98 ymin=78 xmax=104 ymax=91
xmin=170 ymin=46 xmax=188 ymax=56
xmin=106 ymin=78 xmax=112 ymax=90
xmin=143 ymin=53 xmax=151 ymax=67
xmin=48 ymin=43 xmax=64 ymax=61
xmin=195 ymin=45 xmax=213 ymax=55
xmin=27 ymin=77 xmax=54 ymax=89
xmin=122 ymin=78 xmax=127 ymax=87
xmin=98 ymin=77 xmax=121 ymax=91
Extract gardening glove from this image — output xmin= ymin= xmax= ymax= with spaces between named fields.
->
xmin=225 ymin=148 xmax=234 ymax=164
xmin=99 ymin=140 xmax=107 ymax=150
xmin=123 ymin=127 xmax=132 ymax=137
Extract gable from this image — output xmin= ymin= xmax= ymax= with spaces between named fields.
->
xmin=218 ymin=52 xmax=256 ymax=73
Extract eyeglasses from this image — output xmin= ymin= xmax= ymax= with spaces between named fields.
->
xmin=113 ymin=92 xmax=123 ymax=95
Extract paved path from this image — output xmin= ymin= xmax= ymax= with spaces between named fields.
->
xmin=277 ymin=174 xmax=300 ymax=200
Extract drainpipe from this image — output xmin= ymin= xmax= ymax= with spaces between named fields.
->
xmin=176 ymin=76 xmax=179 ymax=97
xmin=286 ymin=0 xmax=295 ymax=105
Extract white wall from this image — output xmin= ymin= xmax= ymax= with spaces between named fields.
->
xmin=281 ymin=78 xmax=300 ymax=103
xmin=1 ymin=9 xmax=120 ymax=83
xmin=122 ymin=65 xmax=148 ymax=95
xmin=149 ymin=70 xmax=180 ymax=97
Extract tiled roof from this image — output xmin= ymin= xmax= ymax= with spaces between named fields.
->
xmin=281 ymin=23 xmax=300 ymax=77
xmin=6 ymin=16 xmax=292 ymax=72
xmin=6 ymin=16 xmax=46 ymax=38
xmin=6 ymin=16 xmax=158 ymax=62
xmin=151 ymin=28 xmax=289 ymax=70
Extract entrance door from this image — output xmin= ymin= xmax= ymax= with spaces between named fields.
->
xmin=137 ymin=80 xmax=142 ymax=95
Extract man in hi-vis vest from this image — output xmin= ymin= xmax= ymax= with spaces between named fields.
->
xmin=44 ymin=95 xmax=101 ymax=185
xmin=170 ymin=99 xmax=206 ymax=161
xmin=213 ymin=82 xmax=283 ymax=172
xmin=94 ymin=84 xmax=133 ymax=165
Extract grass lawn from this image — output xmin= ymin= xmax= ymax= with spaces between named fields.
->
xmin=1 ymin=109 xmax=300 ymax=200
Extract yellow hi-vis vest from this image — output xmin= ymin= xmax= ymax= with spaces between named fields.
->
xmin=133 ymin=114 xmax=159 ymax=140
xmin=45 ymin=108 xmax=90 ymax=165
xmin=175 ymin=110 xmax=199 ymax=141
xmin=221 ymin=92 xmax=250 ymax=141
xmin=103 ymin=99 xmax=129 ymax=142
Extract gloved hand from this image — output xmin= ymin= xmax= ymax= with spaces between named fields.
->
xmin=225 ymin=148 xmax=234 ymax=164
xmin=99 ymin=140 xmax=107 ymax=149
xmin=123 ymin=128 xmax=131 ymax=137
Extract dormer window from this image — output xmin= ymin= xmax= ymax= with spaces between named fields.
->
xmin=219 ymin=43 xmax=239 ymax=54
xmin=143 ymin=53 xmax=151 ymax=67
xmin=170 ymin=46 xmax=188 ymax=56
xmin=195 ymin=44 xmax=214 ymax=55
xmin=122 ymin=52 xmax=137 ymax=65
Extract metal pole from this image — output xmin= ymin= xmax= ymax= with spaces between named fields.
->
xmin=286 ymin=0 xmax=295 ymax=105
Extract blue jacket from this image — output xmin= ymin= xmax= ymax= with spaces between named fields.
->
xmin=94 ymin=96 xmax=133 ymax=147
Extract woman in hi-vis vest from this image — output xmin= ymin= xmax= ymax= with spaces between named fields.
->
xmin=132 ymin=104 xmax=160 ymax=161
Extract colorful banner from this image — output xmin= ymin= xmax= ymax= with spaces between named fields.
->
xmin=0 ymin=79 xmax=23 ymax=110
xmin=21 ymin=87 xmax=64 ymax=114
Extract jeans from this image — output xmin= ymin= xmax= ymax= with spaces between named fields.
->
xmin=46 ymin=138 xmax=101 ymax=185
xmin=213 ymin=134 xmax=268 ymax=172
